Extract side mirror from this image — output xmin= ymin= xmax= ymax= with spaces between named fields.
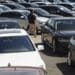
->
xmin=37 ymin=45 xmax=44 ymax=51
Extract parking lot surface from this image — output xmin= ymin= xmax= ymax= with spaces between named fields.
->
xmin=31 ymin=35 xmax=75 ymax=75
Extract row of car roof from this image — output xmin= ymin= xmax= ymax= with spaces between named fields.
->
xmin=1 ymin=0 xmax=75 ymax=3
xmin=0 ymin=0 xmax=75 ymax=17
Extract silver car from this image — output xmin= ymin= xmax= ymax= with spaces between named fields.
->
xmin=0 ymin=10 xmax=29 ymax=30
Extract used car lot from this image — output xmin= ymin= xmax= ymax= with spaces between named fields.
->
xmin=1 ymin=0 xmax=75 ymax=75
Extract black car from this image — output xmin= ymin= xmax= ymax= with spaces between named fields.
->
xmin=41 ymin=17 xmax=75 ymax=53
xmin=40 ymin=5 xmax=74 ymax=17
xmin=60 ymin=0 xmax=75 ymax=3
xmin=57 ymin=3 xmax=74 ymax=10
xmin=26 ymin=7 xmax=61 ymax=18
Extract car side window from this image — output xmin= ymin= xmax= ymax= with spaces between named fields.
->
xmin=11 ymin=12 xmax=22 ymax=18
xmin=46 ymin=19 xmax=55 ymax=30
xmin=6 ymin=5 xmax=16 ymax=9
xmin=49 ymin=7 xmax=57 ymax=14
xmin=0 ymin=12 xmax=11 ymax=17
xmin=0 ymin=12 xmax=22 ymax=19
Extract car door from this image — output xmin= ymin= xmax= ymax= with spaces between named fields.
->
xmin=42 ymin=19 xmax=55 ymax=47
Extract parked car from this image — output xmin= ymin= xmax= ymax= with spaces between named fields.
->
xmin=19 ymin=2 xmax=39 ymax=8
xmin=0 ymin=19 xmax=20 ymax=29
xmin=11 ymin=0 xmax=26 ymax=3
xmin=60 ymin=0 xmax=75 ymax=3
xmin=25 ymin=0 xmax=49 ymax=3
xmin=1 ymin=3 xmax=26 ymax=10
xmin=0 ymin=67 xmax=47 ymax=75
xmin=67 ymin=37 xmax=75 ymax=66
xmin=40 ymin=5 xmax=75 ymax=17
xmin=0 ymin=5 xmax=11 ymax=11
xmin=0 ymin=10 xmax=29 ymax=30
xmin=57 ymin=3 xmax=75 ymax=11
xmin=48 ymin=0 xmax=62 ymax=3
xmin=57 ymin=3 xmax=73 ymax=10
xmin=0 ymin=29 xmax=46 ymax=70
xmin=32 ymin=2 xmax=51 ymax=6
xmin=41 ymin=17 xmax=75 ymax=53
xmin=26 ymin=7 xmax=60 ymax=24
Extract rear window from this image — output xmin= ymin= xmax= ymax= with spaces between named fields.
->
xmin=0 ymin=22 xmax=20 ymax=29
xmin=0 ymin=36 xmax=35 ymax=53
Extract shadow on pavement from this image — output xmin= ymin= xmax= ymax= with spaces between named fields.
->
xmin=56 ymin=62 xmax=75 ymax=75
xmin=41 ymin=46 xmax=67 ymax=57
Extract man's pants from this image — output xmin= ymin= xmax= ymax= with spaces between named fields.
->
xmin=28 ymin=23 xmax=36 ymax=36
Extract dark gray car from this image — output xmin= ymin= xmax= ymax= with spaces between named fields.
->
xmin=41 ymin=17 xmax=75 ymax=53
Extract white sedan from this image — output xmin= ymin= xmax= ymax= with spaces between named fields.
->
xmin=0 ymin=29 xmax=46 ymax=70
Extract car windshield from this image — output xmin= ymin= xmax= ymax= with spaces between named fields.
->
xmin=0 ymin=36 xmax=35 ymax=53
xmin=58 ymin=5 xmax=71 ymax=12
xmin=34 ymin=8 xmax=50 ymax=17
xmin=68 ymin=0 xmax=75 ymax=2
xmin=16 ymin=4 xmax=26 ymax=9
xmin=0 ymin=6 xmax=11 ymax=11
xmin=0 ymin=67 xmax=45 ymax=75
xmin=57 ymin=20 xmax=75 ymax=31
xmin=22 ymin=11 xmax=30 ymax=16
xmin=0 ymin=22 xmax=20 ymax=29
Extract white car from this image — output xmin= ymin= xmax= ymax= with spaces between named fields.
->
xmin=0 ymin=29 xmax=46 ymax=70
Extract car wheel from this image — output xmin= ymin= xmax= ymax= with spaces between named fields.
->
xmin=67 ymin=51 xmax=74 ymax=67
xmin=41 ymin=33 xmax=47 ymax=49
xmin=52 ymin=39 xmax=56 ymax=53
xmin=67 ymin=51 xmax=71 ymax=66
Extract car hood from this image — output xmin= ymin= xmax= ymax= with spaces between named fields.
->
xmin=69 ymin=11 xmax=75 ymax=16
xmin=0 ymin=51 xmax=45 ymax=69
xmin=58 ymin=31 xmax=75 ymax=37
xmin=36 ymin=17 xmax=49 ymax=23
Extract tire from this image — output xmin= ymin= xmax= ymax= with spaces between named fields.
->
xmin=67 ymin=51 xmax=74 ymax=67
xmin=41 ymin=33 xmax=48 ymax=50
xmin=52 ymin=39 xmax=60 ymax=53
xmin=52 ymin=39 xmax=56 ymax=53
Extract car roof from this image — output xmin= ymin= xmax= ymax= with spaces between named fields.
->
xmin=0 ymin=18 xmax=19 ymax=23
xmin=51 ymin=17 xmax=75 ymax=20
xmin=0 ymin=29 xmax=28 ymax=37
xmin=1 ymin=9 xmax=30 ymax=13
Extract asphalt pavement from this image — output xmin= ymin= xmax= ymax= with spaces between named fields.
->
xmin=31 ymin=35 xmax=75 ymax=75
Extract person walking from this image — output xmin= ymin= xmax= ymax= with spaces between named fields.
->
xmin=28 ymin=9 xmax=37 ymax=37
